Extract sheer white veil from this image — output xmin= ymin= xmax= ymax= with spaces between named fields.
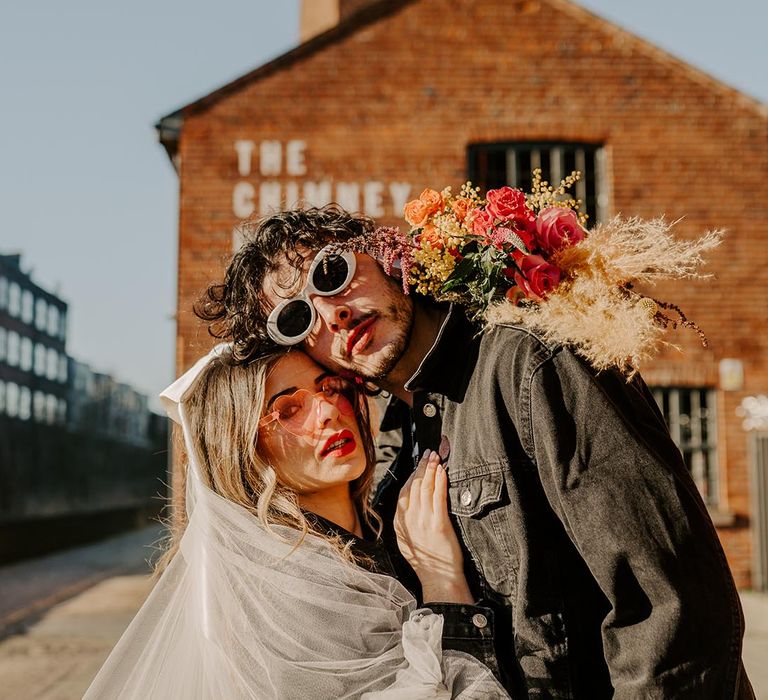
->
xmin=84 ymin=344 xmax=510 ymax=699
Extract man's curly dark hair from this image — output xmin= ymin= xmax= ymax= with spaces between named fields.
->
xmin=195 ymin=205 xmax=375 ymax=364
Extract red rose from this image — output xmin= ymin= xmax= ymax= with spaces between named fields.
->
xmin=535 ymin=207 xmax=585 ymax=254
xmin=486 ymin=186 xmax=527 ymax=219
xmin=513 ymin=254 xmax=562 ymax=301
xmin=470 ymin=209 xmax=495 ymax=240
xmin=486 ymin=186 xmax=537 ymax=241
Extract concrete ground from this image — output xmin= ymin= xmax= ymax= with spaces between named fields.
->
xmin=0 ymin=524 xmax=164 ymax=638
xmin=0 ymin=575 xmax=154 ymax=700
xmin=0 ymin=530 xmax=766 ymax=699
xmin=742 ymin=591 xmax=768 ymax=698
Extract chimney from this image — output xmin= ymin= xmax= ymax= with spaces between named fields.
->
xmin=300 ymin=0 xmax=381 ymax=42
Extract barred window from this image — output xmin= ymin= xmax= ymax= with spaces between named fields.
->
xmin=468 ymin=142 xmax=607 ymax=224
xmin=651 ymin=387 xmax=718 ymax=506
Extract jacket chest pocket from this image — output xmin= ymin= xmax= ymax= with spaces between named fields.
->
xmin=448 ymin=464 xmax=517 ymax=591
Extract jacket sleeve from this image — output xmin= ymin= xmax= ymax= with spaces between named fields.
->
xmin=425 ymin=603 xmax=501 ymax=682
xmin=525 ymin=348 xmax=746 ymax=699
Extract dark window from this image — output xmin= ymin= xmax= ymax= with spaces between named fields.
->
xmin=651 ymin=386 xmax=719 ymax=506
xmin=468 ymin=142 xmax=606 ymax=223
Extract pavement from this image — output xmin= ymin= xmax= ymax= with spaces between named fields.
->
xmin=0 ymin=529 xmax=766 ymax=699
xmin=0 ymin=525 xmax=164 ymax=639
xmin=0 ymin=574 xmax=154 ymax=700
xmin=742 ymin=592 xmax=768 ymax=698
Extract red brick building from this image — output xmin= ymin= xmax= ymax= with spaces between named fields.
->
xmin=157 ymin=0 xmax=768 ymax=588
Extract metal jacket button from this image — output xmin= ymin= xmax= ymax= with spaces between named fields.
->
xmin=423 ymin=403 xmax=437 ymax=418
xmin=460 ymin=489 xmax=472 ymax=506
xmin=472 ymin=613 xmax=488 ymax=629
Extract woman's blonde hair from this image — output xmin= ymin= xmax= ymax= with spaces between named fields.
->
xmin=158 ymin=346 xmax=381 ymax=571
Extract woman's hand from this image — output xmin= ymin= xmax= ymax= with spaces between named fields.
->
xmin=395 ymin=450 xmax=474 ymax=604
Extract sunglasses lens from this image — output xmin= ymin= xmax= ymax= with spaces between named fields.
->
xmin=270 ymin=381 xmax=357 ymax=438
xmin=312 ymin=254 xmax=349 ymax=293
xmin=275 ymin=299 xmax=313 ymax=339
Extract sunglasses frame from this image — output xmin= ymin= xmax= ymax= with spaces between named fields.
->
xmin=266 ymin=246 xmax=357 ymax=346
xmin=258 ymin=380 xmax=357 ymax=437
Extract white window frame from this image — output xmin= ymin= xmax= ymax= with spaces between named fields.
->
xmin=21 ymin=290 xmax=34 ymax=324
xmin=35 ymin=298 xmax=47 ymax=330
xmin=20 ymin=336 xmax=32 ymax=371
xmin=6 ymin=382 xmax=19 ymax=417
xmin=47 ymin=305 xmax=59 ymax=338
xmin=46 ymin=348 xmax=58 ymax=381
xmin=19 ymin=386 xmax=31 ymax=420
xmin=8 ymin=282 xmax=21 ymax=317
xmin=7 ymin=331 xmax=20 ymax=366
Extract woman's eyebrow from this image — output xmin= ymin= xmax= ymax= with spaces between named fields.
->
xmin=267 ymin=373 xmax=332 ymax=408
xmin=266 ymin=387 xmax=297 ymax=409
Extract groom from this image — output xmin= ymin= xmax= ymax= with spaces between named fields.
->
xmin=197 ymin=206 xmax=754 ymax=699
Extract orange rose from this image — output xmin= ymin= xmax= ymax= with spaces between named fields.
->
xmin=418 ymin=188 xmax=444 ymax=216
xmin=418 ymin=224 xmax=444 ymax=250
xmin=404 ymin=199 xmax=430 ymax=227
xmin=451 ymin=197 xmax=473 ymax=222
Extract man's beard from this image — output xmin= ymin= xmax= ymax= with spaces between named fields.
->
xmin=354 ymin=299 xmax=413 ymax=382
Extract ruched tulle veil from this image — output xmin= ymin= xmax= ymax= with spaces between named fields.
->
xmin=83 ymin=346 xmax=510 ymax=699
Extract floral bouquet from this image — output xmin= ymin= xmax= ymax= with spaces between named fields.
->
xmin=362 ymin=170 xmax=723 ymax=375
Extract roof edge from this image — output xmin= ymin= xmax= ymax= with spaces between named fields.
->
xmin=545 ymin=0 xmax=767 ymax=116
xmin=155 ymin=0 xmax=766 ymax=164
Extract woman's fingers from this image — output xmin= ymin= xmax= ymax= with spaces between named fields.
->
xmin=419 ymin=451 xmax=439 ymax=513
xmin=433 ymin=462 xmax=449 ymax=517
xmin=398 ymin=449 xmax=431 ymax=515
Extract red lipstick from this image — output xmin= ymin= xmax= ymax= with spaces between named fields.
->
xmin=320 ymin=429 xmax=356 ymax=459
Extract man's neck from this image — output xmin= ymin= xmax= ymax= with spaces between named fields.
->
xmin=377 ymin=301 xmax=447 ymax=407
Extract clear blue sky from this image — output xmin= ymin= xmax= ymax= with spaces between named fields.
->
xmin=1 ymin=1 xmax=765 ymax=407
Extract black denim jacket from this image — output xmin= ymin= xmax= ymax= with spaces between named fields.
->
xmin=374 ymin=305 xmax=754 ymax=699
xmin=307 ymin=512 xmax=501 ymax=678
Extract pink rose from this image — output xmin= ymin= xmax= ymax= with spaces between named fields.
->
xmin=513 ymin=254 xmax=562 ymax=301
xmin=535 ymin=207 xmax=585 ymax=254
xmin=470 ymin=209 xmax=495 ymax=240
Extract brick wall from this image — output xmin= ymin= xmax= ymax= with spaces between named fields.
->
xmin=171 ymin=0 xmax=768 ymax=586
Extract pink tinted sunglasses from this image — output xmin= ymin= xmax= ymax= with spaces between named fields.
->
xmin=258 ymin=375 xmax=357 ymax=438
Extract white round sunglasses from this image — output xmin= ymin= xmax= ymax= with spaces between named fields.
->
xmin=266 ymin=246 xmax=357 ymax=346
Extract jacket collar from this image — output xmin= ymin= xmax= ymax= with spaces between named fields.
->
xmin=404 ymin=304 xmax=481 ymax=403
xmin=305 ymin=512 xmax=396 ymax=577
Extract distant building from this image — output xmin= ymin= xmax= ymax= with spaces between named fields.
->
xmin=0 ymin=253 xmax=68 ymax=425
xmin=67 ymin=360 xmax=151 ymax=446
xmin=0 ymin=253 xmax=166 ymax=563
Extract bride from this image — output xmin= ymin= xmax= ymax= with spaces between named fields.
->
xmin=84 ymin=344 xmax=510 ymax=699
